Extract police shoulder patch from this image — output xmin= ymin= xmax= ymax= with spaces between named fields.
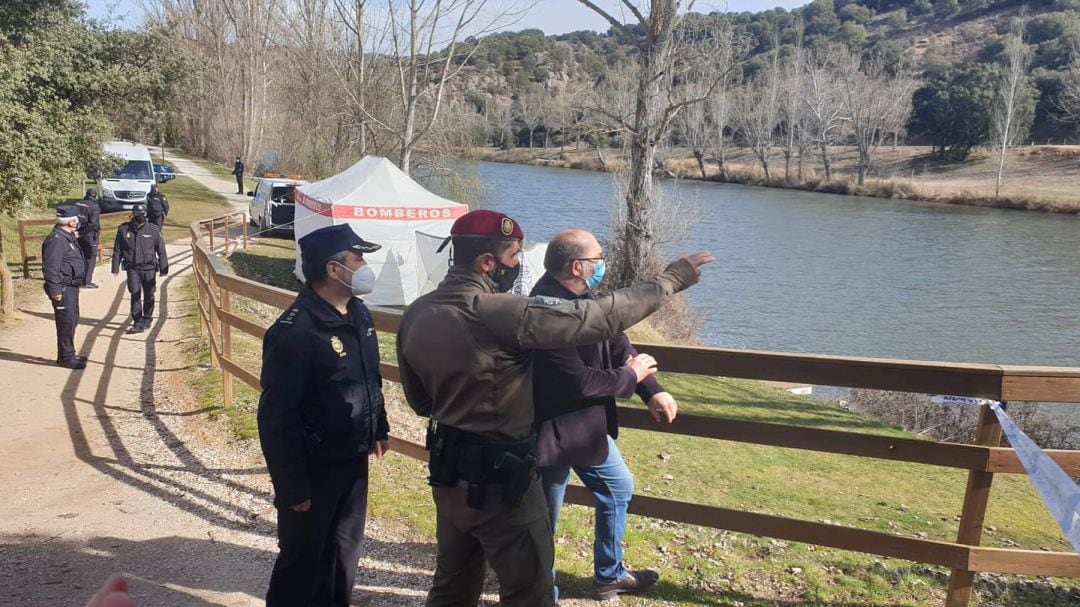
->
xmin=529 ymin=295 xmax=566 ymax=307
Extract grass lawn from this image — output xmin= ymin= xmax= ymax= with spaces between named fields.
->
xmin=174 ymin=235 xmax=1080 ymax=607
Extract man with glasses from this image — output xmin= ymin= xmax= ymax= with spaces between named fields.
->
xmin=531 ymin=229 xmax=680 ymax=602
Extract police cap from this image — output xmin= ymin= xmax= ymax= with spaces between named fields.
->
xmin=131 ymin=204 xmax=147 ymax=215
xmin=56 ymin=205 xmax=81 ymax=219
xmin=299 ymin=224 xmax=381 ymax=265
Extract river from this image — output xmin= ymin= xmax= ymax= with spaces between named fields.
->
xmin=463 ymin=160 xmax=1080 ymax=371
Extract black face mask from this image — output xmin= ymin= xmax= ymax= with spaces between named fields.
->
xmin=489 ymin=259 xmax=521 ymax=293
xmin=133 ymin=215 xmax=146 ymax=225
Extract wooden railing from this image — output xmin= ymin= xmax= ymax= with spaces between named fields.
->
xmin=189 ymin=212 xmax=1080 ymax=607
xmin=17 ymin=211 xmax=130 ymax=278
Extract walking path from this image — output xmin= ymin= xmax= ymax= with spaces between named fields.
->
xmin=0 ymin=153 xmax=445 ymax=606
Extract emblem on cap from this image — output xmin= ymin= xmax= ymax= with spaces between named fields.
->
xmin=330 ymin=335 xmax=345 ymax=356
xmin=501 ymin=217 xmax=514 ymax=236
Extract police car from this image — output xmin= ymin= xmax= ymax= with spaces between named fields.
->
xmin=247 ymin=173 xmax=307 ymax=233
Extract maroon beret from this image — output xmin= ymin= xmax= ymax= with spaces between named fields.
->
xmin=450 ymin=210 xmax=524 ymax=241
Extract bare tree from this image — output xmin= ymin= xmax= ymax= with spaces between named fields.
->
xmin=801 ymin=46 xmax=847 ymax=181
xmin=992 ymin=19 xmax=1031 ymax=198
xmin=676 ymin=80 xmax=711 ymax=178
xmin=1055 ymin=61 xmax=1080 ymax=124
xmin=516 ymin=86 xmax=546 ymax=148
xmin=835 ymin=52 xmax=915 ymax=186
xmin=573 ymin=2 xmax=745 ymax=286
xmin=733 ymin=52 xmax=781 ymax=182
xmin=779 ymin=20 xmax=806 ymax=182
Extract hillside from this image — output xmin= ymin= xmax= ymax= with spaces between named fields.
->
xmin=442 ymin=0 xmax=1079 ymax=146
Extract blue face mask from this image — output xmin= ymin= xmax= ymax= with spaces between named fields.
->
xmin=585 ymin=259 xmax=606 ymax=290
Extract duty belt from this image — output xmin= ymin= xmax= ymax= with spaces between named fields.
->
xmin=426 ymin=419 xmax=538 ymax=509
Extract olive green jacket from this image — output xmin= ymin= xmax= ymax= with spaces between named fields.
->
xmin=395 ymin=258 xmax=699 ymax=443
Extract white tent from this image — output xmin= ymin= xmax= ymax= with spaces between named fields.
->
xmin=293 ymin=156 xmax=468 ymax=306
xmin=416 ymin=231 xmax=548 ymax=297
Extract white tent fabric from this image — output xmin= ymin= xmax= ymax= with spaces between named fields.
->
xmin=292 ymin=156 xmax=469 ymax=306
xmin=415 ymin=231 xmax=548 ymax=297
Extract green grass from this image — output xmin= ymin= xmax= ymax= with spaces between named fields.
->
xmin=177 ymin=237 xmax=1080 ymax=606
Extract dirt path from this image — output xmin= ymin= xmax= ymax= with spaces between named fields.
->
xmin=0 ymin=155 xmax=444 ymax=606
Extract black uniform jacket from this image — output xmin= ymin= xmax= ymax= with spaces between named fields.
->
xmin=530 ymin=273 xmax=664 ymax=439
xmin=111 ymin=221 xmax=168 ymax=273
xmin=257 ymin=287 xmax=389 ymax=508
xmin=42 ymin=228 xmax=86 ymax=297
xmin=147 ymin=192 xmax=169 ymax=219
xmin=74 ymin=197 xmax=101 ymax=244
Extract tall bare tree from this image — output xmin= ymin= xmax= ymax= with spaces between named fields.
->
xmin=1055 ymin=60 xmax=1080 ymax=124
xmin=573 ymin=2 xmax=744 ymax=285
xmin=802 ymin=46 xmax=847 ymax=181
xmin=779 ymin=20 xmax=806 ymax=182
xmin=991 ymin=18 xmax=1032 ymax=198
xmin=835 ymin=52 xmax=914 ymax=186
xmin=733 ymin=51 xmax=781 ymax=181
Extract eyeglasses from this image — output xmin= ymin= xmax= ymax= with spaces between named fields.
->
xmin=574 ymin=256 xmax=604 ymax=263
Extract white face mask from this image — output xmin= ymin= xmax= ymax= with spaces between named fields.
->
xmin=333 ymin=261 xmax=376 ymax=296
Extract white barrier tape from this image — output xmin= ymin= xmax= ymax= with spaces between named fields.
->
xmin=931 ymin=395 xmax=1080 ymax=554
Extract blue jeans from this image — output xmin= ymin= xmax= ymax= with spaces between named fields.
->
xmin=540 ymin=435 xmax=633 ymax=600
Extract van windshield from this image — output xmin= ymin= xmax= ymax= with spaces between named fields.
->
xmin=111 ymin=160 xmax=153 ymax=180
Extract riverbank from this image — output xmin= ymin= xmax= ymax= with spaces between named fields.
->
xmin=460 ymin=145 xmax=1080 ymax=214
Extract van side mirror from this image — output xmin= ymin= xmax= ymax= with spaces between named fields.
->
xmin=246 ymin=191 xmax=255 ymax=197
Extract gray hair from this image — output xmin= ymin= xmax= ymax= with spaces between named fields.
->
xmin=56 ymin=216 xmax=77 ymax=226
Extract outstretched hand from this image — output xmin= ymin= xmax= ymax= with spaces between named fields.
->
xmin=678 ymin=252 xmax=715 ymax=275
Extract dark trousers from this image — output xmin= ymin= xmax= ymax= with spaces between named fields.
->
xmin=267 ymin=456 xmax=369 ymax=607
xmin=78 ymin=238 xmax=97 ymax=285
xmin=149 ymin=215 xmax=165 ymax=230
xmin=50 ymin=285 xmax=80 ymax=361
xmin=125 ymin=269 xmax=158 ymax=323
xmin=426 ymin=474 xmax=555 ymax=607
xmin=235 ymin=174 xmax=244 ymax=194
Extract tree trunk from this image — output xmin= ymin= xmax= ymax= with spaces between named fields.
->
xmin=857 ymin=147 xmax=870 ymax=186
xmin=528 ymin=127 xmax=534 ymax=149
xmin=0 ymin=227 xmax=14 ymax=316
xmin=694 ymin=150 xmax=707 ymax=179
xmin=820 ymin=144 xmax=832 ymax=181
xmin=996 ymin=142 xmax=1008 ymax=198
xmin=400 ymin=95 xmax=418 ymax=173
xmin=783 ymin=151 xmax=792 ymax=182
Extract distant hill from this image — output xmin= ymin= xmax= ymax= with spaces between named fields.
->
xmin=446 ymin=0 xmax=1079 ymax=143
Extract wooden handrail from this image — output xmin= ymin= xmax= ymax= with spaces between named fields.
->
xmin=17 ymin=211 xmax=129 ymax=278
xmin=188 ymin=211 xmax=1080 ymax=606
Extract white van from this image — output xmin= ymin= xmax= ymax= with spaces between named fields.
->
xmin=99 ymin=142 xmax=156 ymax=212
xmin=248 ymin=174 xmax=307 ymax=232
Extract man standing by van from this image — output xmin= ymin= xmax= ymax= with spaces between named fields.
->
xmin=232 ymin=156 xmax=245 ymax=195
xmin=75 ymin=188 xmax=101 ymax=289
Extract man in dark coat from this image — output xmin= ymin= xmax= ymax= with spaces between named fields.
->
xmin=232 ymin=157 xmax=244 ymax=194
xmin=74 ymin=188 xmax=101 ymax=288
xmin=258 ymin=224 xmax=389 ymax=607
xmin=111 ymin=204 xmax=168 ymax=333
xmin=146 ymin=184 xmax=169 ymax=229
xmin=42 ymin=206 xmax=87 ymax=369
xmin=531 ymin=229 xmax=680 ymax=602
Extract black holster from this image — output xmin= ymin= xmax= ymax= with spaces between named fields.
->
xmin=425 ymin=420 xmax=537 ymax=509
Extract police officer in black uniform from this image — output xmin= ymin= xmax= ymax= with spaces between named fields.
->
xmin=146 ymin=184 xmax=170 ymax=230
xmin=258 ymin=224 xmax=390 ymax=607
xmin=111 ymin=204 xmax=168 ymax=334
xmin=75 ymin=188 xmax=102 ymax=289
xmin=232 ymin=156 xmax=244 ymax=194
xmin=43 ymin=206 xmax=87 ymax=369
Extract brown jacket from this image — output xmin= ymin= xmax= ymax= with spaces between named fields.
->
xmin=396 ymin=258 xmax=699 ymax=443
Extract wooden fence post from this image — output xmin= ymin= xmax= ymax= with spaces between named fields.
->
xmin=208 ymin=219 xmax=215 ymax=253
xmin=207 ymin=269 xmax=220 ymax=369
xmin=242 ymin=214 xmax=249 ymax=251
xmin=195 ymin=254 xmax=208 ymax=340
xmin=221 ymin=288 xmax=233 ymax=409
xmin=944 ymin=404 xmax=1004 ymax=607
xmin=18 ymin=221 xmax=29 ymax=279
xmin=223 ymin=215 xmax=230 ymax=255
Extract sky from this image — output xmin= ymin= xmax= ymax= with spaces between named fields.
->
xmin=86 ymin=0 xmax=809 ymax=34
